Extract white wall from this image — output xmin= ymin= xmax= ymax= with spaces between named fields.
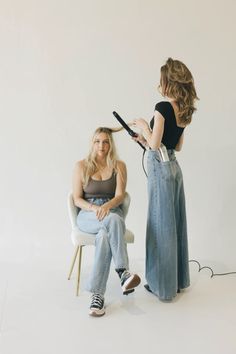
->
xmin=0 ymin=0 xmax=236 ymax=270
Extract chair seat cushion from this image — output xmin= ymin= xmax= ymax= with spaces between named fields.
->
xmin=71 ymin=228 xmax=134 ymax=246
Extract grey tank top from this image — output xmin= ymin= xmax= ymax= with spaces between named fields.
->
xmin=83 ymin=171 xmax=117 ymax=199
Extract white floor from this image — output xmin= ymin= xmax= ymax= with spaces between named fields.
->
xmin=0 ymin=256 xmax=236 ymax=354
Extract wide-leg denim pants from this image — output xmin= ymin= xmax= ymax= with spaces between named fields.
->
xmin=77 ymin=198 xmax=129 ymax=295
xmin=146 ymin=150 xmax=190 ymax=300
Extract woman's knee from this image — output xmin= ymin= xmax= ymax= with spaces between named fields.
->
xmin=77 ymin=211 xmax=101 ymax=234
xmin=95 ymin=228 xmax=110 ymax=246
xmin=104 ymin=212 xmax=125 ymax=228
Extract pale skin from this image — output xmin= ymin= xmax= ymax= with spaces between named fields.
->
xmin=73 ymin=132 xmax=127 ymax=221
xmin=132 ymin=98 xmax=185 ymax=152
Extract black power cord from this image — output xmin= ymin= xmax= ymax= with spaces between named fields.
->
xmin=141 ymin=149 xmax=148 ymax=177
xmin=189 ymin=259 xmax=236 ymax=278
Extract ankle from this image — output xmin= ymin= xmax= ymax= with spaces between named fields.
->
xmin=115 ymin=268 xmax=127 ymax=279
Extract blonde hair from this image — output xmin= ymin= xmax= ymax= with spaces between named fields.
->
xmin=160 ymin=57 xmax=199 ymax=125
xmin=83 ymin=127 xmax=120 ymax=187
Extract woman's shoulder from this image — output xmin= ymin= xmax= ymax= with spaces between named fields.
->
xmin=154 ymin=101 xmax=173 ymax=120
xmin=74 ymin=159 xmax=86 ymax=171
xmin=155 ymin=100 xmax=171 ymax=111
xmin=116 ymin=160 xmax=127 ymax=174
xmin=116 ymin=160 xmax=126 ymax=168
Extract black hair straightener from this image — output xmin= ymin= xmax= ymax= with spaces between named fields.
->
xmin=112 ymin=110 xmax=170 ymax=164
xmin=112 ymin=111 xmax=146 ymax=150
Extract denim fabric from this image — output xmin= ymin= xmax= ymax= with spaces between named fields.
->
xmin=77 ymin=197 xmax=129 ymax=295
xmin=146 ymin=149 xmax=190 ymax=300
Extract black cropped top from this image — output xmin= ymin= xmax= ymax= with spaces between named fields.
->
xmin=150 ymin=101 xmax=184 ymax=149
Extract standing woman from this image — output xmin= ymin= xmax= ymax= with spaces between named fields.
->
xmin=132 ymin=58 xmax=198 ymax=301
xmin=73 ymin=127 xmax=140 ymax=316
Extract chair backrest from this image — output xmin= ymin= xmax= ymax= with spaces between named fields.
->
xmin=119 ymin=192 xmax=130 ymax=220
xmin=67 ymin=192 xmax=131 ymax=228
xmin=67 ymin=193 xmax=80 ymax=229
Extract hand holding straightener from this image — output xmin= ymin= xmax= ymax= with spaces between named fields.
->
xmin=112 ymin=111 xmax=147 ymax=150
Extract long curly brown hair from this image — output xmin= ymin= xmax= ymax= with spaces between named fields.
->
xmin=160 ymin=58 xmax=199 ymax=125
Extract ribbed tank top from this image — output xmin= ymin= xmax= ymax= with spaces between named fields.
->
xmin=83 ymin=171 xmax=117 ymax=199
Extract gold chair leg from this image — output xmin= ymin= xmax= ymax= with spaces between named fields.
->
xmin=68 ymin=246 xmax=80 ymax=280
xmin=76 ymin=246 xmax=83 ymax=296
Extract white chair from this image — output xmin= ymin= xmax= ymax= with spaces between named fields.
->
xmin=67 ymin=192 xmax=134 ymax=295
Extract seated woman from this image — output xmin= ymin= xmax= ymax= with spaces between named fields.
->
xmin=72 ymin=127 xmax=141 ymax=317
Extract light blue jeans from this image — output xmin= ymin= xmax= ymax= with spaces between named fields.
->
xmin=77 ymin=197 xmax=129 ymax=295
xmin=146 ymin=149 xmax=190 ymax=300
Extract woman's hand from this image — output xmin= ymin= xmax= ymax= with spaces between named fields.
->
xmin=132 ymin=133 xmax=147 ymax=146
xmin=132 ymin=118 xmax=149 ymax=132
xmin=92 ymin=204 xmax=110 ymax=221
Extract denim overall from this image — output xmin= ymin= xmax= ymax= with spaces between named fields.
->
xmin=146 ymin=149 xmax=190 ymax=300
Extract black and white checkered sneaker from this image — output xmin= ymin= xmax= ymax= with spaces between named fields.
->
xmin=121 ymin=270 xmax=141 ymax=295
xmin=89 ymin=293 xmax=105 ymax=317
